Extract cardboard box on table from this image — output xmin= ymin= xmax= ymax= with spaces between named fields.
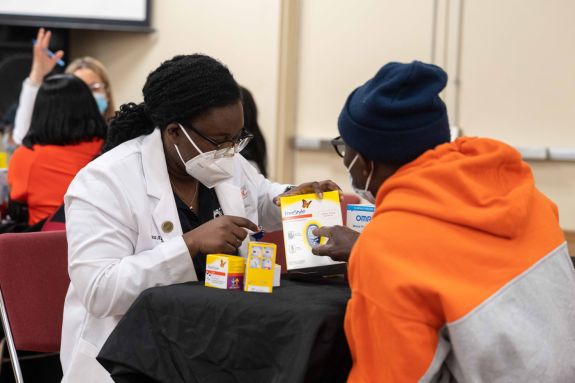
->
xmin=346 ymin=204 xmax=375 ymax=233
xmin=244 ymin=242 xmax=277 ymax=293
xmin=205 ymin=254 xmax=245 ymax=290
xmin=280 ymin=191 xmax=346 ymax=275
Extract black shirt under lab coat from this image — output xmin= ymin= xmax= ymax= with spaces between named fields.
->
xmin=174 ymin=184 xmax=224 ymax=280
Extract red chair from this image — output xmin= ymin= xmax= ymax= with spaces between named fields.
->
xmin=262 ymin=193 xmax=361 ymax=273
xmin=0 ymin=231 xmax=69 ymax=382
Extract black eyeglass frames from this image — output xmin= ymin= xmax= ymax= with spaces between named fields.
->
xmin=330 ymin=136 xmax=345 ymax=158
xmin=182 ymin=123 xmax=254 ymax=155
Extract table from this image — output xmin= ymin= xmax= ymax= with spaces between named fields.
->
xmin=97 ymin=279 xmax=352 ymax=383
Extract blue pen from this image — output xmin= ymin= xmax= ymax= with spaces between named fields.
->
xmin=32 ymin=39 xmax=65 ymax=67
xmin=250 ymin=226 xmax=265 ymax=241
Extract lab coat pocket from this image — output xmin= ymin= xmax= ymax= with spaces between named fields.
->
xmin=77 ymin=337 xmax=99 ymax=358
xmin=62 ymin=338 xmax=113 ymax=383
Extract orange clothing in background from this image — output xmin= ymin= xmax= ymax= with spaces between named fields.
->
xmin=8 ymin=140 xmax=103 ymax=224
xmin=345 ymin=137 xmax=575 ymax=382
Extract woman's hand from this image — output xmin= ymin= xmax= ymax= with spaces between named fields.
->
xmin=29 ymin=28 xmax=65 ymax=86
xmin=182 ymin=215 xmax=259 ymax=256
xmin=273 ymin=180 xmax=343 ymax=206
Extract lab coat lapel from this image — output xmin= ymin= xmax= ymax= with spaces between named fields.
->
xmin=151 ymin=191 xmax=183 ymax=241
xmin=214 ymin=181 xmax=245 ymax=218
xmin=215 ymin=181 xmax=249 ymax=256
xmin=141 ymin=129 xmax=183 ymax=241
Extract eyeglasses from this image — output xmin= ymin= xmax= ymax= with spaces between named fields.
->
xmin=184 ymin=123 xmax=254 ymax=158
xmin=330 ymin=136 xmax=346 ymax=158
xmin=89 ymin=82 xmax=107 ymax=93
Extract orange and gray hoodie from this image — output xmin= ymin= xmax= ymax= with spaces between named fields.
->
xmin=345 ymin=137 xmax=575 ymax=382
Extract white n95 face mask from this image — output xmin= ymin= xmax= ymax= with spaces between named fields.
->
xmin=174 ymin=123 xmax=235 ymax=188
xmin=348 ymin=154 xmax=376 ymax=204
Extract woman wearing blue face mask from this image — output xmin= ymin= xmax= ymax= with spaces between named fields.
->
xmin=12 ymin=28 xmax=115 ymax=145
xmin=60 ymin=54 xmax=341 ymax=382
xmin=7 ymin=74 xmax=106 ymax=227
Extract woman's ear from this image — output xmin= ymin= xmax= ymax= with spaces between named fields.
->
xmin=164 ymin=123 xmax=182 ymax=143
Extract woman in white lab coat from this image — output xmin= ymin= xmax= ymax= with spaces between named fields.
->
xmin=60 ymin=54 xmax=340 ymax=382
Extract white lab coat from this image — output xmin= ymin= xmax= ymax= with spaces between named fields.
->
xmin=60 ymin=129 xmax=286 ymax=382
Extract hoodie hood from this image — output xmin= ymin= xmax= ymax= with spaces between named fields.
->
xmin=375 ymin=137 xmax=536 ymax=239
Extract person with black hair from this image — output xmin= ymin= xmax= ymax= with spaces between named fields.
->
xmin=13 ymin=28 xmax=115 ymax=145
xmin=239 ymin=86 xmax=268 ymax=177
xmin=60 ymin=54 xmax=340 ymax=382
xmin=6 ymin=74 xmax=105 ymax=226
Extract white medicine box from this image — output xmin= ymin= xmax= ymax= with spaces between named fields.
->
xmin=346 ymin=204 xmax=375 ymax=233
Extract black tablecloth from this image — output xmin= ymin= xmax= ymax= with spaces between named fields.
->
xmin=97 ymin=279 xmax=352 ymax=383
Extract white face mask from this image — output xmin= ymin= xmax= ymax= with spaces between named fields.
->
xmin=174 ymin=123 xmax=235 ymax=188
xmin=347 ymin=154 xmax=376 ymax=204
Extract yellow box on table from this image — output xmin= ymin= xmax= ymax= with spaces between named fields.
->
xmin=205 ymin=254 xmax=245 ymax=290
xmin=280 ymin=190 xmax=345 ymax=272
xmin=244 ymin=242 xmax=277 ymax=293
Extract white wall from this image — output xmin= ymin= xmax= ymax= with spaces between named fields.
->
xmin=295 ymin=0 xmax=434 ymax=140
xmin=69 ymin=0 xmax=575 ymax=230
xmin=530 ymin=161 xmax=575 ymax=228
xmin=292 ymin=0 xmax=434 ymax=196
xmin=459 ymin=0 xmax=575 ymax=146
xmin=457 ymin=0 xmax=575 ymax=230
xmin=70 ymin=0 xmax=282 ymax=178
xmin=291 ymin=0 xmax=575 ymax=230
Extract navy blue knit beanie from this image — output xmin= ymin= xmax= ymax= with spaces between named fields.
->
xmin=338 ymin=61 xmax=450 ymax=165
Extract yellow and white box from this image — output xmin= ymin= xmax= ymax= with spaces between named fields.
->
xmin=244 ymin=242 xmax=277 ymax=293
xmin=205 ymin=254 xmax=245 ymax=290
xmin=346 ymin=204 xmax=375 ymax=233
xmin=280 ymin=190 xmax=344 ymax=270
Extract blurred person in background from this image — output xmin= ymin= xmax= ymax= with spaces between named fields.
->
xmin=239 ymin=86 xmax=268 ymax=177
xmin=7 ymin=74 xmax=106 ymax=228
xmin=12 ymin=27 xmax=115 ymax=145
xmin=0 ymin=104 xmax=18 ymax=156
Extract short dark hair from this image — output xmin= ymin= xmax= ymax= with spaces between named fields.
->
xmin=23 ymin=74 xmax=107 ymax=148
xmin=103 ymin=54 xmax=241 ymax=152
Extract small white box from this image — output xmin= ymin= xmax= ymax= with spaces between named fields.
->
xmin=273 ymin=264 xmax=281 ymax=287
xmin=346 ymin=204 xmax=375 ymax=233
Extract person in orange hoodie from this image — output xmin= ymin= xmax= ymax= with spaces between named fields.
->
xmin=316 ymin=61 xmax=575 ymax=382
xmin=7 ymin=74 xmax=106 ymax=226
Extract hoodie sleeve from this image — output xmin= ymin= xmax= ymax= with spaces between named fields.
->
xmin=345 ymin=192 xmax=573 ymax=383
